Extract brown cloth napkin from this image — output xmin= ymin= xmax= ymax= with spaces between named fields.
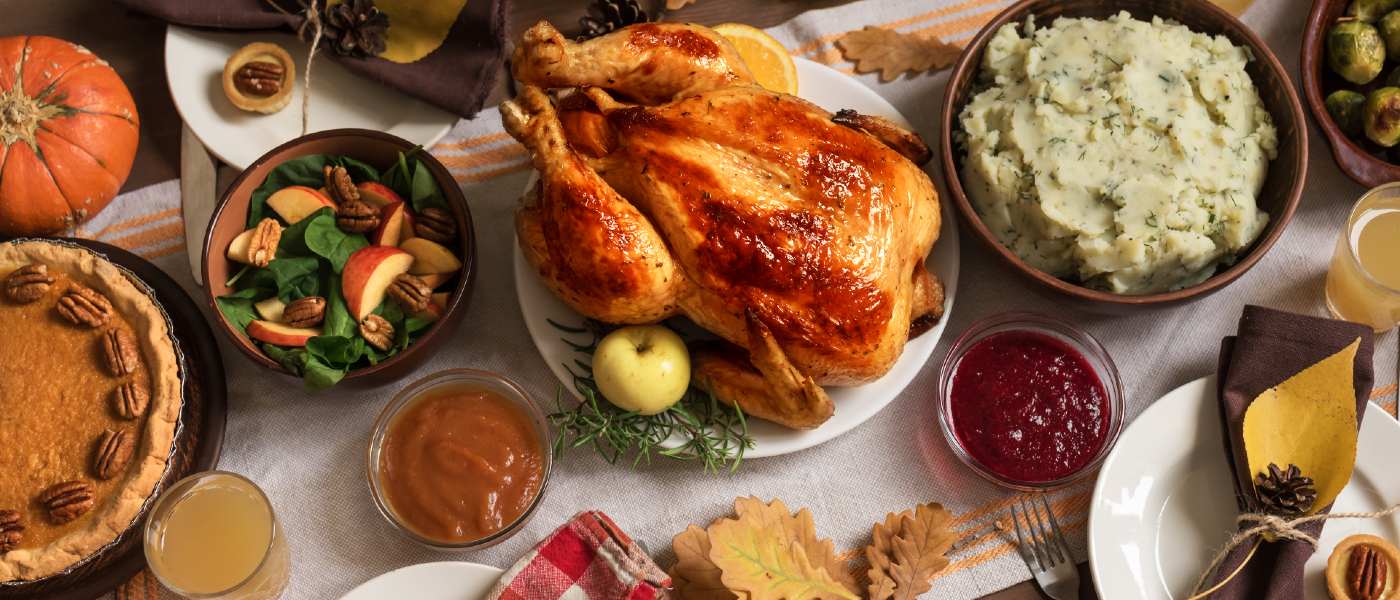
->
xmin=114 ymin=0 xmax=508 ymax=118
xmin=1204 ymin=305 xmax=1375 ymax=599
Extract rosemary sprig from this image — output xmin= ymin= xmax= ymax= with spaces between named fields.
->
xmin=547 ymin=319 xmax=754 ymax=473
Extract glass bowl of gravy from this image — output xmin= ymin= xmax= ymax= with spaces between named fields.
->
xmin=367 ymin=369 xmax=552 ymax=550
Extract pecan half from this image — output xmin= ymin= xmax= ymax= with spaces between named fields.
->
xmin=101 ymin=327 xmax=140 ymax=376
xmin=92 ymin=429 xmax=135 ymax=480
xmin=388 ymin=273 xmax=431 ymax=312
xmin=324 ymin=165 xmax=360 ymax=205
xmin=38 ymin=481 xmax=94 ymax=525
xmin=413 ymin=207 xmax=457 ymax=244
xmin=359 ymin=314 xmax=395 ymax=351
xmin=336 ymin=199 xmax=380 ymax=233
xmin=248 ymin=217 xmax=283 ymax=267
xmin=4 ymin=264 xmax=54 ymax=303
xmin=1349 ymin=544 xmax=1389 ymax=600
xmin=234 ymin=61 xmax=284 ymax=97
xmin=112 ymin=380 xmax=149 ymax=420
xmin=0 ymin=509 xmax=22 ymax=553
xmin=283 ymin=296 xmax=326 ymax=328
xmin=57 ymin=285 xmax=113 ymax=328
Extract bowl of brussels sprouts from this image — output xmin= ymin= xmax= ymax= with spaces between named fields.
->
xmin=1304 ymin=0 xmax=1400 ymax=187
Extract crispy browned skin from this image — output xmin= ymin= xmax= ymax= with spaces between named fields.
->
xmin=504 ymin=22 xmax=942 ymax=429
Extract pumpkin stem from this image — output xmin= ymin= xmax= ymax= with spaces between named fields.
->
xmin=0 ymin=85 xmax=64 ymax=149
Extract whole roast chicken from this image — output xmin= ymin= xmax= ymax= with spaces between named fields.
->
xmin=502 ymin=21 xmax=943 ymax=429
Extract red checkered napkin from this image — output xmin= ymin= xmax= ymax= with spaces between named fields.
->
xmin=487 ymin=511 xmax=672 ymax=600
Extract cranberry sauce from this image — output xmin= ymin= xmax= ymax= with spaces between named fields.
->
xmin=948 ymin=330 xmax=1109 ymax=483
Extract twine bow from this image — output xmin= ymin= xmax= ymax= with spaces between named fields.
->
xmin=1188 ymin=503 xmax=1400 ymax=599
xmin=262 ymin=0 xmax=326 ymax=135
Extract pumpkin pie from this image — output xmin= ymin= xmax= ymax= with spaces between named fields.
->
xmin=0 ymin=240 xmax=181 ymax=582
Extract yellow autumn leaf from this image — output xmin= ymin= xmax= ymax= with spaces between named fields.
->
xmin=672 ymin=524 xmax=739 ymax=600
xmin=1242 ymin=338 xmax=1362 ymax=516
xmin=708 ymin=497 xmax=860 ymax=600
xmin=865 ymin=504 xmax=956 ymax=600
xmin=729 ymin=498 xmax=859 ymax=594
xmin=335 ymin=0 xmax=467 ymax=64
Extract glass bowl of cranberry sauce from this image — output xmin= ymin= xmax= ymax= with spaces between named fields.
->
xmin=936 ymin=312 xmax=1124 ymax=491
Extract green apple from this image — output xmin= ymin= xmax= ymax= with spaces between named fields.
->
xmin=592 ymin=325 xmax=691 ymax=415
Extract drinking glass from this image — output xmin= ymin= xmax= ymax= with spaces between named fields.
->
xmin=1325 ymin=182 xmax=1400 ymax=332
xmin=143 ymin=471 xmax=290 ymax=600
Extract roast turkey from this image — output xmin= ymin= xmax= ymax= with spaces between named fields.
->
xmin=502 ymin=21 xmax=943 ymax=429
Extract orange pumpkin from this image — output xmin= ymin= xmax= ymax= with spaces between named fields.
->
xmin=0 ymin=36 xmax=138 ymax=236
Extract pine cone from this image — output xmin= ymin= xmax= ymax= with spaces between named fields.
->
xmin=578 ymin=0 xmax=653 ymax=41
xmin=322 ymin=0 xmax=389 ymax=58
xmin=1254 ymin=463 xmax=1317 ymax=517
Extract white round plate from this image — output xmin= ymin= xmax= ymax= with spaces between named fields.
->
xmin=339 ymin=562 xmax=503 ymax=600
xmin=1089 ymin=377 xmax=1400 ymax=599
xmin=514 ymin=57 xmax=960 ymax=458
xmin=164 ymin=26 xmax=458 ymax=169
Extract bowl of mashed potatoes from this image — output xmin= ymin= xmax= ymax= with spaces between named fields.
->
xmin=940 ymin=0 xmax=1307 ymax=308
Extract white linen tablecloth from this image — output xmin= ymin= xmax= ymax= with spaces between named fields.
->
xmin=85 ymin=0 xmax=1399 ymax=597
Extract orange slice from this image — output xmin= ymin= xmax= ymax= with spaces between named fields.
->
xmin=713 ymin=23 xmax=798 ymax=95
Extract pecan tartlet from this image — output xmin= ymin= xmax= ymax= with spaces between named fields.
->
xmin=222 ymin=42 xmax=295 ymax=114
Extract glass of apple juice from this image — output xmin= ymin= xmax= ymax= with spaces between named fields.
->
xmin=143 ymin=471 xmax=290 ymax=599
xmin=1325 ymin=182 xmax=1400 ymax=332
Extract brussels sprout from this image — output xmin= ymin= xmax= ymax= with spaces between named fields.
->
xmin=1381 ymin=11 xmax=1400 ymax=58
xmin=1327 ymin=89 xmax=1368 ymax=136
xmin=1386 ymin=65 xmax=1400 ymax=86
xmin=1330 ymin=21 xmax=1387 ymax=84
xmin=1350 ymin=0 xmax=1400 ymax=21
xmin=1364 ymin=87 xmax=1400 ymax=146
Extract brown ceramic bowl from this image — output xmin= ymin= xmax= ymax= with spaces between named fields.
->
xmin=201 ymin=129 xmax=475 ymax=387
xmin=939 ymin=0 xmax=1307 ymax=311
xmin=1302 ymin=0 xmax=1400 ymax=188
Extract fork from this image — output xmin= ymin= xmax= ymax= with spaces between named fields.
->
xmin=1010 ymin=494 xmax=1080 ymax=600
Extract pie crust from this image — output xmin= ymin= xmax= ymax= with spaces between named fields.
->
xmin=0 ymin=240 xmax=181 ymax=582
xmin=222 ymin=42 xmax=295 ymax=114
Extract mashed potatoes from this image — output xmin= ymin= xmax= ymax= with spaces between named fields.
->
xmin=958 ymin=12 xmax=1278 ymax=294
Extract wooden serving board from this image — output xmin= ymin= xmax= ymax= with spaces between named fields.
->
xmin=0 ymin=238 xmax=228 ymax=600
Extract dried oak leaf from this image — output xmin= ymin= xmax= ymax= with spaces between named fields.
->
xmin=836 ymin=26 xmax=961 ymax=82
xmin=672 ymin=524 xmax=740 ymax=600
xmin=865 ymin=503 xmax=958 ymax=600
xmin=666 ymin=0 xmax=697 ymax=9
xmin=707 ymin=497 xmax=859 ymax=600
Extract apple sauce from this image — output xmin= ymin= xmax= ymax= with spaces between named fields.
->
xmin=377 ymin=385 xmax=545 ymax=544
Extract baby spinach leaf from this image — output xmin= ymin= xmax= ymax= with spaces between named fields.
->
xmin=215 ymin=289 xmax=260 ymax=334
xmin=302 ymin=354 xmax=346 ymax=390
xmin=336 ymin=156 xmax=381 ymax=183
xmin=247 ymin=155 xmax=331 ymax=228
xmin=263 ymin=257 xmax=321 ymax=300
xmin=409 ymin=160 xmax=448 ymax=213
xmin=304 ymin=212 xmax=368 ymax=272
xmin=306 ymin=335 xmax=366 ymax=365
xmin=322 ymin=276 xmax=357 ymax=338
xmin=277 ymin=207 xmax=334 ymax=259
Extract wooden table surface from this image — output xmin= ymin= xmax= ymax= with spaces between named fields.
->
xmin=1 ymin=1 xmax=1094 ymax=598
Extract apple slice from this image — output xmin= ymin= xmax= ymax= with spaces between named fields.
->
xmin=342 ymin=246 xmax=415 ymax=320
xmin=226 ymin=228 xmax=255 ymax=264
xmin=416 ymin=272 xmax=453 ymax=289
xmin=369 ymin=202 xmax=411 ymax=247
xmin=247 ymin=320 xmax=320 ymax=347
xmin=358 ymin=182 xmax=404 ymax=209
xmin=401 ymin=238 xmax=462 ymax=275
xmin=400 ymin=209 xmax=417 ymax=243
xmin=411 ymin=292 xmax=451 ymax=323
xmin=254 ymin=297 xmax=287 ymax=322
xmin=267 ymin=186 xmax=334 ymax=224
